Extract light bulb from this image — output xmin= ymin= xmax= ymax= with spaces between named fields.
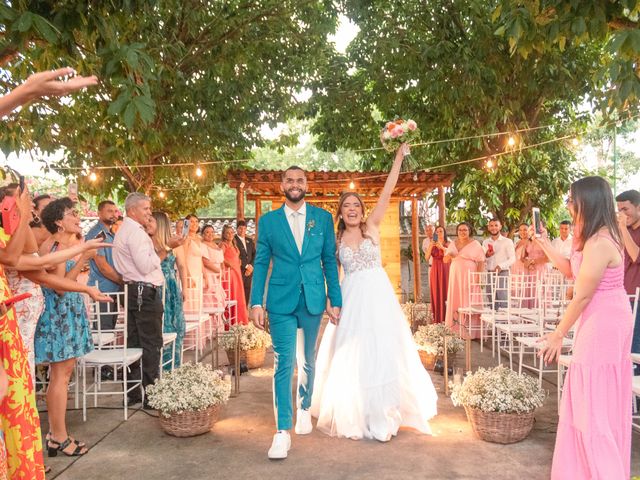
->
xmin=571 ymin=138 xmax=579 ymax=146
xmin=158 ymin=191 xmax=165 ymax=199
xmin=195 ymin=167 xmax=203 ymax=177
xmin=349 ymin=180 xmax=355 ymax=189
xmin=486 ymin=159 xmax=494 ymax=169
xmin=89 ymin=172 xmax=97 ymax=182
xmin=413 ymin=173 xmax=418 ymax=181
xmin=507 ymin=136 xmax=516 ymax=147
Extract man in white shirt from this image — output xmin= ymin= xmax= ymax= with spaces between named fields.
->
xmin=113 ymin=192 xmax=164 ymax=407
xmin=551 ymin=220 xmax=572 ymax=259
xmin=482 ymin=218 xmax=516 ymax=309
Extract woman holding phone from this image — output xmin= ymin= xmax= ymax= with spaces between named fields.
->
xmin=424 ymin=226 xmax=450 ymax=323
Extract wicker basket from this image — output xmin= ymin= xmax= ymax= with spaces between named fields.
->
xmin=225 ymin=349 xmax=247 ymax=364
xmin=464 ymin=405 xmax=535 ymax=444
xmin=159 ymin=404 xmax=222 ymax=437
xmin=245 ymin=347 xmax=266 ymax=369
xmin=418 ymin=350 xmax=437 ymax=370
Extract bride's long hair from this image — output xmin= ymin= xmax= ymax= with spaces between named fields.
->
xmin=335 ymin=192 xmax=370 ymax=255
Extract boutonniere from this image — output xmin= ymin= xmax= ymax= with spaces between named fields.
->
xmin=306 ymin=220 xmax=315 ymax=231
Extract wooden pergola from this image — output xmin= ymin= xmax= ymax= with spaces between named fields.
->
xmin=227 ymin=169 xmax=455 ymax=300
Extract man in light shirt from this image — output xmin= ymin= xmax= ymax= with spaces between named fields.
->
xmin=551 ymin=220 xmax=572 ymax=259
xmin=482 ymin=218 xmax=516 ymax=309
xmin=113 ymin=192 xmax=164 ymax=407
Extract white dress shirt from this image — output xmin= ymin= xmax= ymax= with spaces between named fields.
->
xmin=113 ymin=217 xmax=164 ymax=286
xmin=283 ymin=202 xmax=306 ymax=252
xmin=551 ymin=235 xmax=573 ymax=259
xmin=482 ymin=235 xmax=516 ymax=272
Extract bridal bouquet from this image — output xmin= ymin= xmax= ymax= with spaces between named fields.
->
xmin=380 ymin=118 xmax=420 ymax=153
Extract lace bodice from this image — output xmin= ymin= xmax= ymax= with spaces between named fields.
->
xmin=339 ymin=238 xmax=382 ymax=274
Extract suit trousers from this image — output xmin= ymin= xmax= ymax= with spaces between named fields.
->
xmin=126 ymin=285 xmax=164 ymax=397
xmin=268 ymin=289 xmax=322 ymax=430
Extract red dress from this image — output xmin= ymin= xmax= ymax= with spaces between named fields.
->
xmin=429 ymin=243 xmax=450 ymax=324
xmin=222 ymin=243 xmax=248 ymax=325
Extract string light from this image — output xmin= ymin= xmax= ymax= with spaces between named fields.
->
xmin=571 ymin=137 xmax=580 ymax=146
xmin=507 ymin=136 xmax=516 ymax=147
xmin=195 ymin=166 xmax=203 ymax=178
xmin=413 ymin=172 xmax=418 ymax=181
xmin=485 ymin=157 xmax=495 ymax=171
xmin=158 ymin=191 xmax=165 ymax=199
xmin=88 ymin=171 xmax=97 ymax=182
xmin=349 ymin=180 xmax=355 ymax=189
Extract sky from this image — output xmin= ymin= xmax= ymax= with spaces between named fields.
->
xmin=2 ymin=15 xmax=638 ymax=193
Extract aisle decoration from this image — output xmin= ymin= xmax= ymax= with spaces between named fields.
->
xmin=219 ymin=323 xmax=272 ymax=369
xmin=450 ymin=365 xmax=546 ymax=444
xmin=413 ymin=323 xmax=463 ymax=370
xmin=146 ymin=363 xmax=231 ymax=437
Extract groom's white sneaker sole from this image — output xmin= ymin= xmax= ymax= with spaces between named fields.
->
xmin=294 ymin=409 xmax=313 ymax=435
xmin=268 ymin=432 xmax=291 ymax=459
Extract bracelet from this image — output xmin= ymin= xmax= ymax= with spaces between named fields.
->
xmin=555 ymin=327 xmax=566 ymax=338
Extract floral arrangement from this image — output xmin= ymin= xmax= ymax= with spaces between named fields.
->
xmin=413 ymin=323 xmax=464 ymax=356
xmin=146 ymin=363 xmax=231 ymax=418
xmin=380 ymin=118 xmax=420 ymax=152
xmin=450 ymin=365 xmax=546 ymax=414
xmin=218 ymin=323 xmax=272 ymax=351
xmin=401 ymin=302 xmax=430 ymax=328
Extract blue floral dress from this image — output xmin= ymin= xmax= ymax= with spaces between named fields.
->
xmin=34 ymin=259 xmax=93 ymax=363
xmin=161 ymin=252 xmax=185 ymax=369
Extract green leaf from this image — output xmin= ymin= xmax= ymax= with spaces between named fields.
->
xmin=123 ymin=102 xmax=137 ymax=129
xmin=13 ymin=12 xmax=34 ymax=32
xmin=33 ymin=15 xmax=59 ymax=44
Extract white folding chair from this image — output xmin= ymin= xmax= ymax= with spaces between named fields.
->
xmin=222 ymin=267 xmax=238 ymax=327
xmin=182 ymin=275 xmax=209 ymax=362
xmin=480 ymin=272 xmax=511 ymax=357
xmin=160 ymin=285 xmax=177 ymax=377
xmin=81 ymin=286 xmax=143 ymax=421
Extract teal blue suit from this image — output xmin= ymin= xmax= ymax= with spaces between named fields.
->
xmin=250 ymin=204 xmax=341 ymax=430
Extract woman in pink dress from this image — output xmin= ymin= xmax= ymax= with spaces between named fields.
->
xmin=444 ymin=223 xmax=485 ymax=338
xmin=201 ymin=225 xmax=226 ymax=309
xmin=512 ymin=223 xmax=529 ymax=275
xmin=537 ymin=176 xmax=633 ymax=480
xmin=424 ymin=225 xmax=450 ymax=323
xmin=220 ymin=225 xmax=248 ymax=326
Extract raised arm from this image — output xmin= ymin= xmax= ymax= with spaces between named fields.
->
xmin=531 ymin=226 xmax=572 ymax=278
xmin=0 ymin=189 xmax=32 ymax=267
xmin=367 ymin=144 xmax=408 ymax=230
xmin=13 ymin=238 xmax=109 ymax=271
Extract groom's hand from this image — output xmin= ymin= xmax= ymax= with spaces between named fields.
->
xmin=330 ymin=306 xmax=341 ymax=325
xmin=251 ymin=306 xmax=265 ymax=330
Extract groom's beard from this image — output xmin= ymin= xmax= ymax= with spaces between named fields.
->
xmin=284 ymin=189 xmax=306 ymax=203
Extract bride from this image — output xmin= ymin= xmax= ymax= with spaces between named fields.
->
xmin=311 ymin=143 xmax=438 ymax=442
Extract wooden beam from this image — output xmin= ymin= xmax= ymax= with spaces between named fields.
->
xmin=254 ymin=199 xmax=262 ymax=238
xmin=236 ymin=184 xmax=245 ymax=220
xmin=438 ymin=186 xmax=446 ymax=227
xmin=411 ymin=197 xmax=421 ymax=302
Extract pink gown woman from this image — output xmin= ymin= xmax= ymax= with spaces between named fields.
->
xmin=524 ymin=240 xmax=549 ymax=278
xmin=444 ymin=240 xmax=485 ymax=338
xmin=552 ymin=235 xmax=632 ymax=479
xmin=203 ymin=244 xmax=226 ymax=309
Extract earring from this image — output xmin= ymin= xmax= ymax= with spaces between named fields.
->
xmin=58 ymin=225 xmax=65 ymax=233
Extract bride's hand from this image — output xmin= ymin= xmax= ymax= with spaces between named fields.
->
xmin=395 ymin=143 xmax=410 ymax=160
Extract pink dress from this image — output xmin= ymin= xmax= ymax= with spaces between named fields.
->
xmin=203 ymin=244 xmax=226 ymax=309
xmin=512 ymin=241 xmax=528 ymax=275
xmin=551 ymin=236 xmax=633 ymax=479
xmin=524 ymin=241 xmax=548 ymax=278
xmin=444 ymin=240 xmax=485 ymax=339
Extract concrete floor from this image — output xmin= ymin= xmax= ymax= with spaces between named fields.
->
xmin=41 ymin=342 xmax=640 ymax=480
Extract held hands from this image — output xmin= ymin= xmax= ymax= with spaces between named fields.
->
xmin=245 ymin=264 xmax=254 ymax=277
xmin=537 ymin=330 xmax=563 ymax=365
xmin=252 ymin=306 xmax=265 ymax=330
xmin=326 ymin=299 xmax=341 ymax=325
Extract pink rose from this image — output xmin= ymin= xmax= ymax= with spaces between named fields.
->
xmin=407 ymin=120 xmax=417 ymax=131
xmin=390 ymin=127 xmax=402 ymax=138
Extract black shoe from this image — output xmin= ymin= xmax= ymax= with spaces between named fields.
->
xmin=100 ymin=368 xmax=114 ymax=382
xmin=126 ymin=395 xmax=142 ymax=406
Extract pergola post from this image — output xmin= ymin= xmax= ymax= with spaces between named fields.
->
xmin=411 ymin=197 xmax=421 ymax=302
xmin=254 ymin=198 xmax=262 ymax=237
xmin=236 ymin=182 xmax=245 ymax=220
xmin=437 ymin=185 xmax=446 ymax=227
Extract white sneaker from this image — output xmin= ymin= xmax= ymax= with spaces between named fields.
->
xmin=267 ymin=431 xmax=291 ymax=459
xmin=294 ymin=409 xmax=313 ymax=435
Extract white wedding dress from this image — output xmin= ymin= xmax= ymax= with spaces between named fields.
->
xmin=311 ymin=238 xmax=438 ymax=441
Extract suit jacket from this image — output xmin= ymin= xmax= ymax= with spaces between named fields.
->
xmin=249 ymin=204 xmax=342 ymax=316
xmin=234 ymin=234 xmax=255 ymax=273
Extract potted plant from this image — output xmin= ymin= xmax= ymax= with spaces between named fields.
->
xmin=146 ymin=363 xmax=231 ymax=437
xmin=219 ymin=323 xmax=272 ymax=369
xmin=413 ymin=323 xmax=463 ymax=370
xmin=450 ymin=365 xmax=546 ymax=444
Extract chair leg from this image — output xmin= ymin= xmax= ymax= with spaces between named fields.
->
xmin=123 ymin=363 xmax=128 ymax=421
xmin=508 ymin=333 xmax=514 ymax=370
xmin=82 ymin=362 xmax=87 ymax=422
xmin=518 ymin=342 xmax=523 ymax=375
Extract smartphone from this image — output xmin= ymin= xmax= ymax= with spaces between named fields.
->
xmin=18 ymin=175 xmax=25 ymax=193
xmin=2 ymin=292 xmax=32 ymax=308
xmin=433 ymin=233 xmax=438 ymax=243
xmin=0 ymin=195 xmax=19 ymax=235
xmin=532 ymin=207 xmax=542 ymax=237
xmin=182 ymin=219 xmax=190 ymax=237
xmin=95 ymin=230 xmax=107 ymax=241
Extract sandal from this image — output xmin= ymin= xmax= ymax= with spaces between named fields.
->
xmin=46 ymin=432 xmax=85 ymax=448
xmin=47 ymin=437 xmax=88 ymax=457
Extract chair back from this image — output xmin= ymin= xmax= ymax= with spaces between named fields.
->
xmin=86 ymin=288 xmax=127 ymax=357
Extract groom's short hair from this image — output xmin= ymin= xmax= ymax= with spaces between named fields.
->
xmin=282 ymin=166 xmax=306 ymax=180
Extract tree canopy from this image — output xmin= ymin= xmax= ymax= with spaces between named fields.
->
xmin=0 ymin=0 xmax=339 ymax=212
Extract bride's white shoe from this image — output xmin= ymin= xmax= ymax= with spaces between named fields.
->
xmin=294 ymin=409 xmax=313 ymax=435
xmin=268 ymin=431 xmax=291 ymax=459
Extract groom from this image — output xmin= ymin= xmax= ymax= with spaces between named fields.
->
xmin=251 ymin=166 xmax=342 ymax=459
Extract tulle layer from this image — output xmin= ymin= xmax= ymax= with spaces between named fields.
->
xmin=311 ymin=267 xmax=438 ymax=441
